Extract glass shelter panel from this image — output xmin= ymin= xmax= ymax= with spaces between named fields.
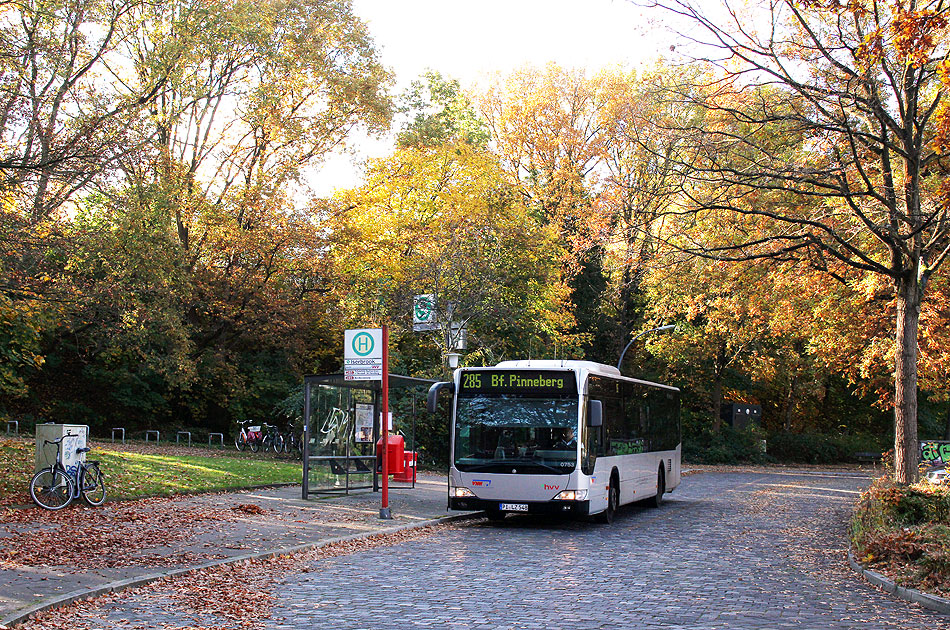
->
xmin=306 ymin=384 xmax=375 ymax=494
xmin=301 ymin=373 xmax=435 ymax=498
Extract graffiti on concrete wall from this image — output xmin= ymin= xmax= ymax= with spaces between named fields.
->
xmin=920 ymin=441 xmax=950 ymax=466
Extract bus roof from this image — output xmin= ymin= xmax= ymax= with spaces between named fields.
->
xmin=494 ymin=359 xmax=621 ymax=376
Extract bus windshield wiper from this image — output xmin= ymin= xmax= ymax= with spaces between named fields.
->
xmin=460 ymin=462 xmax=570 ymax=474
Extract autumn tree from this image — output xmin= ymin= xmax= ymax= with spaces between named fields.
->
xmin=645 ymin=251 xmax=773 ymax=429
xmin=0 ymin=0 xmax=177 ymax=222
xmin=94 ymin=0 xmax=393 ymax=421
xmin=595 ymin=66 xmax=699 ymax=352
xmin=4 ymin=0 xmax=391 ymax=428
xmin=477 ymin=65 xmax=624 ymax=357
xmin=396 ymin=71 xmax=489 ymax=148
xmin=330 ymin=143 xmax=570 ymax=374
xmin=641 ymin=0 xmax=950 ymax=483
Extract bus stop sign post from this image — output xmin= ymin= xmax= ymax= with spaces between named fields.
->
xmin=380 ymin=325 xmax=392 ymax=520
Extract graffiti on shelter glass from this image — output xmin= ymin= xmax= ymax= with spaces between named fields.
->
xmin=318 ymin=407 xmax=351 ymax=447
xmin=920 ymin=441 xmax=950 ymax=465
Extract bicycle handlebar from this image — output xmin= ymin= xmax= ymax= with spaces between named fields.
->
xmin=43 ymin=433 xmax=76 ymax=446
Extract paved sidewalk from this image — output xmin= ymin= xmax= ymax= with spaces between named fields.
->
xmin=0 ymin=473 xmax=465 ymax=627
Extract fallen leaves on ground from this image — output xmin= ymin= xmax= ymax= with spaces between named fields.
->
xmin=230 ymin=504 xmax=267 ymax=515
xmin=18 ymin=523 xmax=457 ymax=630
xmin=0 ymin=497 xmax=241 ymax=569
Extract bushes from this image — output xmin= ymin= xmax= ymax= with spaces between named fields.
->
xmin=683 ymin=426 xmax=886 ymax=465
xmin=683 ymin=425 xmax=770 ymax=464
xmin=765 ymin=432 xmax=884 ymax=464
xmin=851 ymin=478 xmax=950 ymax=596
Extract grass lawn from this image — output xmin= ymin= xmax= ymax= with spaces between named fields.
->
xmin=0 ymin=436 xmax=304 ymax=507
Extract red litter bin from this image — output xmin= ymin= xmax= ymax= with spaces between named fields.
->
xmin=393 ymin=451 xmax=416 ymax=482
xmin=376 ymin=434 xmax=405 ymax=475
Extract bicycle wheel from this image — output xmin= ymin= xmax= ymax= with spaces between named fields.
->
xmin=273 ymin=434 xmax=285 ymax=453
xmin=29 ymin=468 xmax=74 ymax=510
xmin=262 ymin=434 xmax=273 ymax=453
xmin=250 ymin=437 xmax=261 ymax=453
xmin=292 ymin=433 xmax=303 ymax=459
xmin=80 ymin=464 xmax=106 ymax=506
xmin=235 ymin=432 xmax=247 ymax=451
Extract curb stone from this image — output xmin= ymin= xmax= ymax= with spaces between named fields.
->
xmin=0 ymin=512 xmax=480 ymax=628
xmin=3 ymin=481 xmax=304 ymax=511
xmin=849 ymin=549 xmax=950 ymax=614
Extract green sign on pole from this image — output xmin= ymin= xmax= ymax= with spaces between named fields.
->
xmin=413 ymin=294 xmax=437 ymax=332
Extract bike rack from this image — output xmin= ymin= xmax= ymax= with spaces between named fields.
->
xmin=176 ymin=431 xmax=192 ymax=446
xmin=111 ymin=427 xmax=125 ymax=444
xmin=5 ymin=420 xmax=17 ymax=436
xmin=208 ymin=432 xmax=224 ymax=448
xmin=145 ymin=430 xmax=160 ymax=444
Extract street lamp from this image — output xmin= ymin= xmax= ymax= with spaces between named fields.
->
xmin=446 ymin=352 xmax=461 ymax=369
xmin=616 ymin=324 xmax=676 ymax=372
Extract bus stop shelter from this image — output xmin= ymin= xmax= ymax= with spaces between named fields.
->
xmin=301 ymin=373 xmax=437 ymax=498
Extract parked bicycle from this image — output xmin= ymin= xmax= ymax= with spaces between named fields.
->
xmin=282 ymin=423 xmax=303 ymax=459
xmin=261 ymin=423 xmax=284 ymax=453
xmin=29 ymin=434 xmax=106 ymax=510
xmin=234 ymin=420 xmax=264 ymax=452
xmin=272 ymin=421 xmax=302 ymax=458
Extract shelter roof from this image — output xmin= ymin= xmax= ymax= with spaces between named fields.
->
xmin=303 ymin=373 xmax=437 ymax=391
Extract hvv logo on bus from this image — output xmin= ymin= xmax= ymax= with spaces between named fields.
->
xmin=472 ymin=479 xmax=491 ymax=487
xmin=544 ymin=484 xmax=560 ymax=491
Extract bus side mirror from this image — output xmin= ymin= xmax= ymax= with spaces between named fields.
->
xmin=426 ymin=381 xmax=455 ymax=414
xmin=588 ymin=399 xmax=603 ymax=427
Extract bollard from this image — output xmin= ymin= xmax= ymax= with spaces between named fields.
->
xmin=208 ymin=432 xmax=224 ymax=448
xmin=176 ymin=431 xmax=192 ymax=446
xmin=145 ymin=430 xmax=159 ymax=444
xmin=5 ymin=420 xmax=18 ymax=436
xmin=111 ymin=427 xmax=126 ymax=444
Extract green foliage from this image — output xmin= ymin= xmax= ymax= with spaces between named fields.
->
xmin=765 ymin=432 xmax=886 ymax=465
xmin=331 ymin=142 xmax=572 ymax=373
xmin=682 ymin=423 xmax=770 ymax=465
xmin=397 ymin=71 xmax=490 ymax=148
xmin=0 ymin=294 xmax=46 ymax=397
xmin=682 ymin=408 xmax=886 ymax=465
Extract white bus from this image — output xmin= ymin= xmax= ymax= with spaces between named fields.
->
xmin=427 ymin=359 xmax=681 ymax=523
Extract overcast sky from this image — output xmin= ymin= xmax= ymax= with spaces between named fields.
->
xmin=353 ymin=0 xmax=661 ymax=87
xmin=308 ymin=0 xmax=665 ymax=195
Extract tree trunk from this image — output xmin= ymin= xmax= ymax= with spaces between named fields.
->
xmin=783 ymin=374 xmax=798 ymax=432
xmin=712 ymin=372 xmax=723 ymax=433
xmin=894 ymin=275 xmax=921 ymax=484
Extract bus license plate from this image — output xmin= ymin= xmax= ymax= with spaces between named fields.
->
xmin=500 ymin=503 xmax=528 ymax=512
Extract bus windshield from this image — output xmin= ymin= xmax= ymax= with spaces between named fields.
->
xmin=454 ymin=394 xmax=579 ymax=474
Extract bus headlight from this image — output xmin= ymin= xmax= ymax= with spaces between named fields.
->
xmin=451 ymin=487 xmax=476 ymax=498
xmin=553 ymin=489 xmax=588 ymax=501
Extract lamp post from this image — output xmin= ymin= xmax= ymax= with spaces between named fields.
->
xmin=616 ymin=324 xmax=676 ymax=372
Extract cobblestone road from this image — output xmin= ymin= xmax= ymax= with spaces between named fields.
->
xmin=90 ymin=471 xmax=946 ymax=629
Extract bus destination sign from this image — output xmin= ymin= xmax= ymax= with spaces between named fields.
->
xmin=459 ymin=370 xmax=577 ymax=395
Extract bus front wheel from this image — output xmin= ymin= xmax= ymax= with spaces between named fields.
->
xmin=650 ymin=466 xmax=666 ymax=508
xmin=598 ymin=477 xmax=618 ymax=524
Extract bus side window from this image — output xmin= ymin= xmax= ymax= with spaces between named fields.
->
xmin=589 ymin=375 xmax=622 ymax=456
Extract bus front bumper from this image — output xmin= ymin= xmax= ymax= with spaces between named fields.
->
xmin=450 ymin=497 xmax=591 ymax=516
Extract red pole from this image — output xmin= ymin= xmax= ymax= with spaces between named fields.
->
xmin=380 ymin=325 xmax=392 ymax=519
